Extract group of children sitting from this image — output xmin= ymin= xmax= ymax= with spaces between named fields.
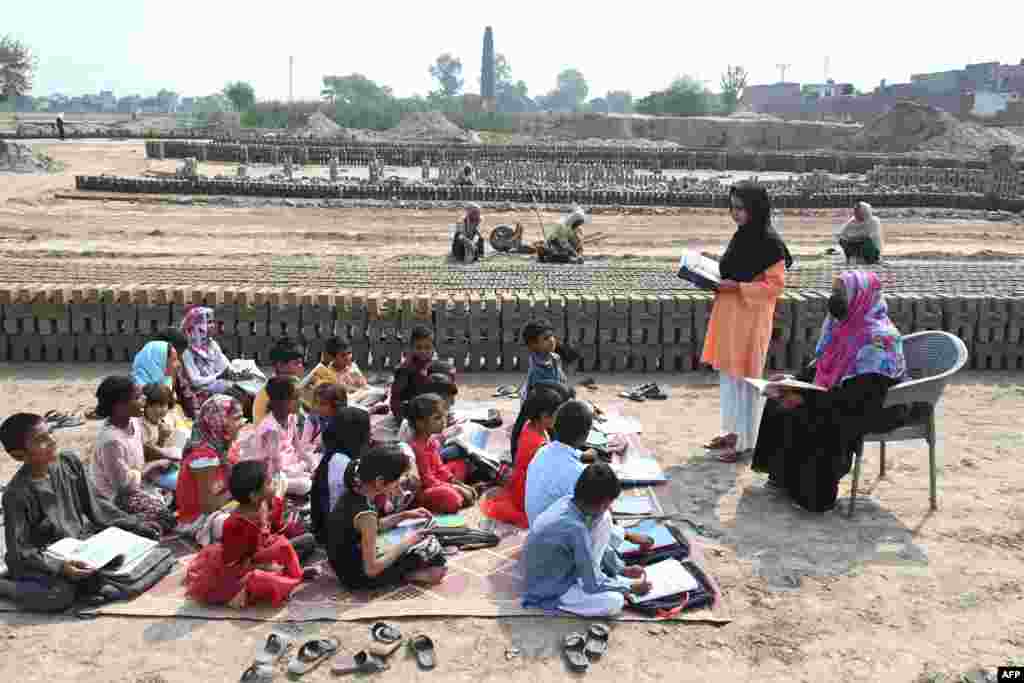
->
xmin=1 ymin=311 xmax=654 ymax=617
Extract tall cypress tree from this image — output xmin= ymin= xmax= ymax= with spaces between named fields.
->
xmin=481 ymin=26 xmax=496 ymax=100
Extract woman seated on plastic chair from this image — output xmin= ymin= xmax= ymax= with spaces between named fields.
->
xmin=751 ymin=271 xmax=907 ymax=512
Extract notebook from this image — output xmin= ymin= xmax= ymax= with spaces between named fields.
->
xmin=677 ymin=250 xmax=721 ymax=292
xmin=744 ymin=377 xmax=826 ymax=395
xmin=610 ymin=455 xmax=668 ymax=485
xmin=618 ymin=520 xmax=679 ymax=556
xmin=611 ymin=496 xmax=655 ymax=517
xmin=629 ymin=558 xmax=700 ymax=603
xmin=45 ymin=527 xmax=157 ymax=572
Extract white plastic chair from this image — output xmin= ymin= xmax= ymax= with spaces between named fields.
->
xmin=848 ymin=331 xmax=969 ymax=517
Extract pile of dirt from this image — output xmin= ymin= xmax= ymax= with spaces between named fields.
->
xmin=300 ymin=111 xmax=343 ymax=138
xmin=388 ymin=112 xmax=475 ymax=142
xmin=840 ymin=100 xmax=1024 ymax=158
xmin=0 ymin=140 xmax=63 ymax=173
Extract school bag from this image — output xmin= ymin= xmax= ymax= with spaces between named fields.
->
xmin=100 ymin=546 xmax=177 ymax=599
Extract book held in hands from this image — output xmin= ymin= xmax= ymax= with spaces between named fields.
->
xmin=677 ymin=250 xmax=721 ymax=292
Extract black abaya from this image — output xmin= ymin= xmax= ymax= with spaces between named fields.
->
xmin=751 ymin=365 xmax=901 ymax=512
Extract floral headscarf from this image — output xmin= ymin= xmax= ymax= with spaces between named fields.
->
xmin=181 ymin=306 xmax=214 ymax=358
xmin=814 ymin=270 xmax=906 ymax=389
xmin=185 ymin=395 xmax=242 ymax=460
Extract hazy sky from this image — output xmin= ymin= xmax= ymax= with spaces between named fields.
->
xmin=11 ymin=1 xmax=1024 ymax=100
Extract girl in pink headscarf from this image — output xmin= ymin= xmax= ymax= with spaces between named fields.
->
xmin=751 ymin=271 xmax=906 ymax=512
xmin=180 ymin=306 xmax=232 ymax=408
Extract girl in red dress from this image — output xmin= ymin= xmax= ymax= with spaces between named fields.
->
xmin=185 ymin=461 xmax=313 ymax=607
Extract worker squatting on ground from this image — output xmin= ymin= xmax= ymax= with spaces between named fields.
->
xmin=536 ymin=207 xmax=587 ymax=264
xmin=451 ymin=203 xmax=486 ymax=263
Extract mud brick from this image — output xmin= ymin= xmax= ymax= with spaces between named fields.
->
xmin=235 ymin=292 xmax=270 ymax=338
xmin=912 ymin=296 xmax=943 ymax=333
xmin=1006 ymin=298 xmax=1024 ymax=369
xmin=941 ymin=295 xmax=980 ymax=366
xmin=76 ymin=334 xmax=111 ymax=362
xmin=300 ymin=291 xmax=337 ymax=342
xmin=9 ymin=335 xmax=43 ymax=362
xmin=691 ymin=293 xmax=714 ymax=365
xmin=104 ymin=288 xmax=138 ymax=338
xmin=375 ymin=295 xmax=406 ymax=371
xmin=973 ymin=296 xmax=1010 ymax=370
xmin=338 ymin=293 xmax=370 ymax=371
xmin=546 ymin=296 xmax=568 ymax=341
xmin=0 ymin=335 xmax=7 ymax=362
xmin=884 ymin=293 xmax=914 ymax=335
xmin=660 ymin=294 xmax=696 ymax=371
xmin=766 ymin=293 xmax=796 ymax=371
xmin=565 ymin=295 xmax=599 ymax=372
xmin=470 ymin=295 xmax=502 ymax=371
xmin=500 ymin=295 xmax=531 ymax=372
xmin=790 ymin=292 xmax=828 ymax=368
xmin=269 ymin=294 xmax=302 ymax=339
xmin=31 ymin=287 xmax=71 ymax=335
xmin=69 ymin=290 xmax=104 ymax=336
xmin=436 ymin=296 xmax=472 ymax=373
xmin=597 ymin=295 xmax=630 ymax=372
xmin=3 ymin=300 xmax=36 ymax=335
xmin=134 ymin=287 xmax=172 ymax=337
xmin=630 ymin=296 xmax=662 ymax=372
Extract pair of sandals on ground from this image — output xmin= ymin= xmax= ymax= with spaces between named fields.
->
xmin=563 ymin=623 xmax=611 ymax=673
xmin=241 ymin=622 xmax=437 ymax=680
xmin=619 ymin=382 xmax=669 ymax=402
xmin=704 ymin=433 xmax=747 ymax=463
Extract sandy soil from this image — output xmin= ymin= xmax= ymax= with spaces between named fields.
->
xmin=2 ymin=142 xmax=1023 ymax=274
xmin=1 ymin=366 xmax=1022 ymax=683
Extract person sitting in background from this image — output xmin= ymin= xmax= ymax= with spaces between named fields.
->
xmin=839 ymin=201 xmax=883 ymax=265
xmin=155 ymin=328 xmax=197 ymax=418
xmin=299 ymin=336 xmax=367 ymax=408
xmin=752 ymin=271 xmax=906 ymax=512
xmin=408 ymin=394 xmax=476 ymax=514
xmin=1 ymin=413 xmax=160 ymax=612
xmin=389 ymin=325 xmax=437 ymax=421
xmin=537 ymin=207 xmax=586 ymax=264
xmin=252 ymin=338 xmax=306 ymax=424
xmin=131 ymin=340 xmax=178 ymax=391
xmin=451 ymin=203 xmax=485 ymax=264
xmin=523 ymin=464 xmax=650 ymax=617
xmin=92 ymin=377 xmax=176 ymax=534
xmin=179 ymin=306 xmax=235 ymax=409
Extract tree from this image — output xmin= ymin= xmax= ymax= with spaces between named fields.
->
xmin=495 ymin=53 xmax=513 ymax=86
xmin=481 ymin=27 xmax=495 ymax=100
xmin=223 ymin=81 xmax=255 ymax=112
xmin=539 ymin=68 xmax=589 ymax=112
xmin=429 ymin=53 xmax=464 ymax=97
xmin=0 ymin=35 xmax=36 ymax=100
xmin=719 ymin=65 xmax=748 ymax=114
xmin=635 ymin=76 xmax=714 ymax=117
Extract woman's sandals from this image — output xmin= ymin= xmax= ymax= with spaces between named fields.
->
xmin=330 ymin=622 xmax=404 ymax=676
xmin=563 ymin=624 xmax=612 ymax=672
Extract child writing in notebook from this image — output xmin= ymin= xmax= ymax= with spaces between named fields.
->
xmin=309 ymin=408 xmax=370 ymax=544
xmin=185 ymin=460 xmax=316 ymax=608
xmin=408 ymin=394 xmax=477 ymax=514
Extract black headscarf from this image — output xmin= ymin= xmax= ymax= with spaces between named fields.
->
xmin=718 ymin=181 xmax=793 ymax=282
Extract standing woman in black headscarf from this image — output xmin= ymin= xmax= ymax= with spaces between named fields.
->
xmin=701 ymin=181 xmax=792 ymax=462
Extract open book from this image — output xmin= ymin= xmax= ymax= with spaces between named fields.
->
xmin=627 ymin=558 xmax=700 ymax=603
xmin=744 ymin=377 xmax=827 ymax=395
xmin=677 ymin=250 xmax=721 ymax=292
xmin=45 ymin=527 xmax=157 ymax=573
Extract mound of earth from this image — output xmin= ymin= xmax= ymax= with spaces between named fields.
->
xmin=301 ymin=111 xmax=343 ymax=138
xmin=388 ymin=111 xmax=475 ymax=142
xmin=0 ymin=140 xmax=63 ymax=174
xmin=840 ymin=100 xmax=1024 ymax=157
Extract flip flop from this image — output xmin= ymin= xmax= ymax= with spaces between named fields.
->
xmin=714 ymin=448 xmax=752 ymax=464
xmin=370 ymin=622 xmax=402 ymax=644
xmin=562 ymin=633 xmax=589 ymax=673
xmin=368 ymin=639 xmax=402 ymax=659
xmin=493 ymin=384 xmax=520 ymax=398
xmin=287 ymin=637 xmax=340 ymax=676
xmin=408 ymin=634 xmax=437 ymax=670
xmin=51 ymin=415 xmax=85 ymax=430
xmin=255 ymin=632 xmax=293 ymax=664
xmin=584 ymin=624 xmax=610 ymax=659
xmin=703 ymin=434 xmax=737 ymax=450
xmin=240 ymin=663 xmax=273 ymax=683
xmin=44 ymin=410 xmax=66 ymax=423
xmin=330 ymin=650 xmax=390 ymax=675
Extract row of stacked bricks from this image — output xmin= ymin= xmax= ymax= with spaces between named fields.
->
xmin=1 ymin=286 xmax=1022 ymax=371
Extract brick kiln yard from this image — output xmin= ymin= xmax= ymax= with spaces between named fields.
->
xmin=0 ymin=140 xmax=1023 ymax=683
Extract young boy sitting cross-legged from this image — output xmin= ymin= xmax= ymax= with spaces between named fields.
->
xmin=523 ymin=463 xmax=651 ymax=617
xmin=0 ymin=413 xmax=161 ymax=612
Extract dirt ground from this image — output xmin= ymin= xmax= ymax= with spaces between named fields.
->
xmin=0 ymin=141 xmax=1022 ymax=682
xmin=0 ymin=366 xmax=1022 ymax=683
xmin=2 ymin=142 xmax=1024 ymax=277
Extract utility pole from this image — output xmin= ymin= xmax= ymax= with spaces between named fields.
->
xmin=776 ymin=63 xmax=791 ymax=83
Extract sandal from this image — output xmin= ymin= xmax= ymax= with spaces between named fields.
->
xmin=240 ymin=663 xmax=273 ymax=683
xmin=408 ymin=634 xmax=437 ymax=670
xmin=371 ymin=622 xmax=402 ymax=644
xmin=493 ymin=384 xmax=520 ymax=398
xmin=562 ymin=633 xmax=589 ymax=673
xmin=255 ymin=632 xmax=293 ymax=664
xmin=51 ymin=414 xmax=85 ymax=430
xmin=714 ymin=448 xmax=752 ymax=464
xmin=330 ymin=650 xmax=390 ymax=675
xmin=368 ymin=639 xmax=402 ymax=659
xmin=287 ymin=637 xmax=340 ymax=676
xmin=584 ymin=623 xmax=609 ymax=659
